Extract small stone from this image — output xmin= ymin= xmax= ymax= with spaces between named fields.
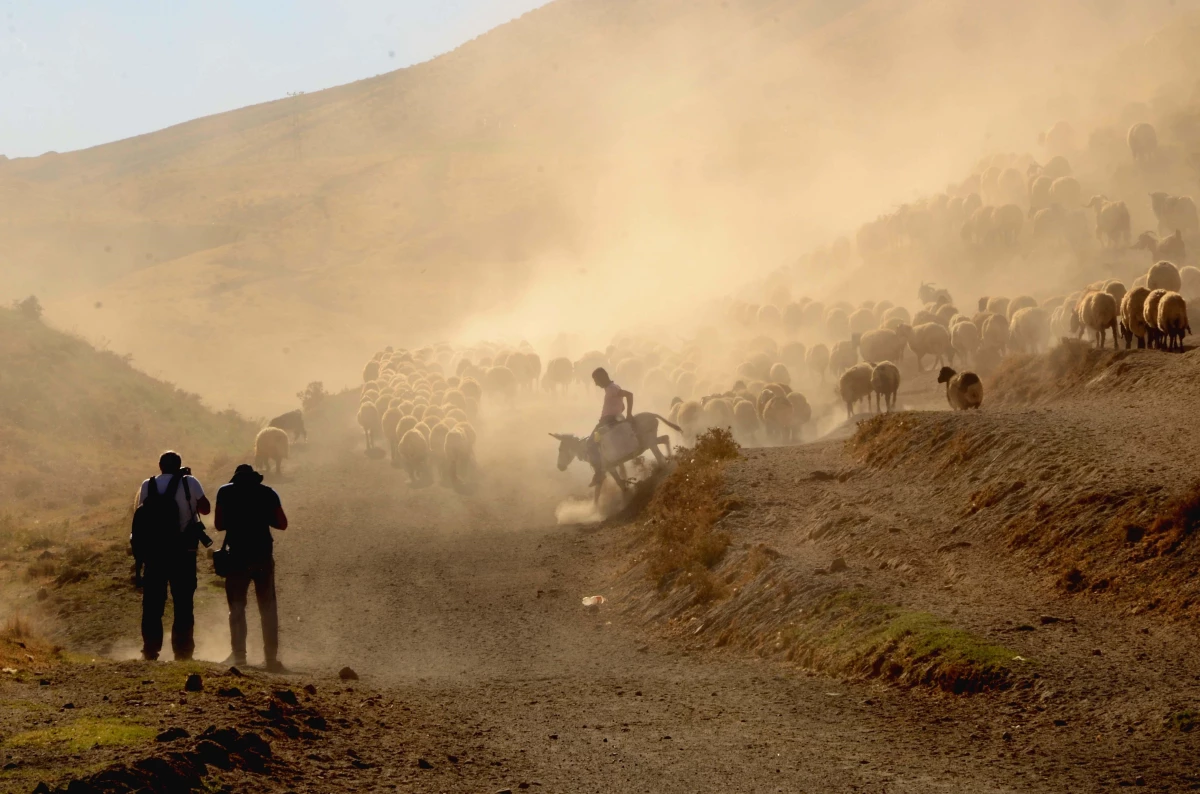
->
xmin=417 ymin=758 xmax=433 ymax=769
xmin=32 ymin=783 xmax=50 ymax=794
xmin=273 ymin=689 xmax=298 ymax=706
xmin=549 ymin=734 xmax=558 ymax=740
xmin=1038 ymin=615 xmax=1061 ymax=625
xmin=1001 ymin=731 xmax=1012 ymax=741
xmin=1135 ymin=776 xmax=1146 ymax=786
xmin=447 ymin=755 xmax=459 ymax=764
xmin=62 ymin=703 xmax=74 ymax=709
xmin=496 ymin=790 xmax=514 ymax=794
xmin=338 ymin=667 xmax=359 ymax=681
xmin=227 ymin=666 xmax=244 ymax=677
xmin=303 ymin=684 xmax=317 ymax=695
xmin=829 ymin=557 xmax=848 ymax=573
xmin=156 ymin=727 xmax=190 ymax=742
xmin=1053 ymin=719 xmax=1067 ymax=727
xmin=519 ymin=784 xmax=531 ymax=790
xmin=216 ymin=687 xmax=243 ymax=698
xmin=184 ymin=674 xmax=203 ymax=692
xmin=1092 ymin=649 xmax=1102 ymax=656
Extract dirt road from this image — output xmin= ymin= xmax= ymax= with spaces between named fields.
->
xmin=205 ymin=409 xmax=1092 ymax=793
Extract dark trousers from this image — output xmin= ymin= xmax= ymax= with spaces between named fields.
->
xmin=141 ymin=550 xmax=197 ymax=660
xmin=225 ymin=557 xmax=278 ymax=663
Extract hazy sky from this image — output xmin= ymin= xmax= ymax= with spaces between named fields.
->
xmin=0 ymin=0 xmax=547 ymax=158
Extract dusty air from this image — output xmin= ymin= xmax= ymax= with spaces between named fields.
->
xmin=3 ymin=0 xmax=1200 ymax=791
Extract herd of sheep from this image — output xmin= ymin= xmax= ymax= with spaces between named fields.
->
xmin=356 ymin=347 xmax=481 ymax=486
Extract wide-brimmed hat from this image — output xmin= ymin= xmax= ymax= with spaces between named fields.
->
xmin=230 ymin=464 xmax=264 ymax=485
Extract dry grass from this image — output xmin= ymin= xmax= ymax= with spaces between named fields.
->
xmin=642 ymin=428 xmax=740 ymax=604
xmin=1146 ymin=481 xmax=1200 ymax=557
xmin=987 ymin=339 xmax=1125 ymax=406
xmin=3 ymin=612 xmax=34 ymax=640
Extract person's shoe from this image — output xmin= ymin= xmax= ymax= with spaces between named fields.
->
xmin=141 ymin=652 xmax=159 ymax=662
xmin=221 ymin=654 xmax=247 ymax=668
xmin=264 ymin=659 xmax=289 ymax=674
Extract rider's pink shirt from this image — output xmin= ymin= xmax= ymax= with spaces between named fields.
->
xmin=601 ymin=382 xmax=625 ymax=418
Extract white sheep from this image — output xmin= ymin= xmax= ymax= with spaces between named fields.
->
xmin=857 ymin=328 xmax=906 ymax=364
xmin=1008 ymin=307 xmax=1050 ymax=354
xmin=1049 ymin=176 xmax=1081 ymax=209
xmin=399 ymin=429 xmax=430 ymax=485
xmin=838 ymin=363 xmax=874 ymax=419
xmin=1147 ymin=260 xmax=1183 ymax=293
xmin=254 ymin=427 xmax=290 ymax=474
xmin=1154 ymin=291 xmax=1191 ymax=352
xmin=357 ymin=402 xmax=382 ymax=450
xmin=443 ymin=425 xmax=475 ymax=484
xmin=1143 ymin=289 xmax=1169 ymax=349
xmin=1074 ymin=291 xmax=1119 ymax=349
xmin=1085 ymin=196 xmax=1131 ymax=247
xmin=543 ymin=357 xmax=574 ymax=394
xmin=980 ymin=314 xmax=1010 ymax=355
xmin=950 ymin=320 xmax=981 ymax=365
xmin=897 ymin=322 xmax=952 ymax=372
xmin=937 ymin=367 xmax=983 ymax=411
xmin=869 ymin=361 xmax=901 ymax=413
xmin=1119 ymin=286 xmax=1151 ymax=349
xmin=1149 ymin=192 xmax=1198 ymax=236
xmin=1128 ymin=122 xmax=1158 ymax=164
xmin=830 ymin=339 xmax=857 ymax=375
xmin=805 ymin=344 xmax=830 ymax=382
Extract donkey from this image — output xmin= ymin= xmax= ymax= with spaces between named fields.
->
xmin=550 ymin=412 xmax=682 ymax=504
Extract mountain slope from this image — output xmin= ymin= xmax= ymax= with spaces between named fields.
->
xmin=1 ymin=0 xmax=1196 ymax=412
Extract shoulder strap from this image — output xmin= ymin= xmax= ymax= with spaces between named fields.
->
xmin=180 ymin=476 xmax=197 ymax=522
xmin=143 ymin=476 xmax=159 ymax=501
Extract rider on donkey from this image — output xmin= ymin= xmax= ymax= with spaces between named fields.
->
xmin=587 ymin=367 xmax=634 ymax=486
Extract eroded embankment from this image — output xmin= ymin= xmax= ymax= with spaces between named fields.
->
xmin=848 ymin=341 xmax=1200 ymax=619
xmin=614 ymin=431 xmax=1017 ymax=694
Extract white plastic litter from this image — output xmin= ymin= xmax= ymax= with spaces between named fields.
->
xmin=582 ymin=595 xmax=606 ymax=608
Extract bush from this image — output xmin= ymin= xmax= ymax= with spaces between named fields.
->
xmin=12 ymin=295 xmax=42 ymax=321
xmin=297 ymin=381 xmax=327 ymax=413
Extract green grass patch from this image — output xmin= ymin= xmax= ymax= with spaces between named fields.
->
xmin=5 ymin=717 xmax=155 ymax=753
xmin=785 ymin=590 xmax=1019 ymax=694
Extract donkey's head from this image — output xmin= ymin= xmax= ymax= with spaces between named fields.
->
xmin=549 ymin=433 xmax=587 ymax=471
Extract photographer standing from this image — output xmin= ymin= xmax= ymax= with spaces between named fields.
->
xmin=215 ymin=464 xmax=288 ymax=672
xmin=131 ymin=451 xmax=210 ymax=662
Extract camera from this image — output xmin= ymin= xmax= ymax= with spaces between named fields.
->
xmin=189 ymin=518 xmax=214 ymax=549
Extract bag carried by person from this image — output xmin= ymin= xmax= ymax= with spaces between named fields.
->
xmin=212 ymin=537 xmax=236 ymax=577
xmin=129 ymin=473 xmax=184 ymax=563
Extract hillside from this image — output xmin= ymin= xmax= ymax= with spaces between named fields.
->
xmin=0 ymin=304 xmax=257 ymax=518
xmin=1 ymin=0 xmax=1196 ymax=413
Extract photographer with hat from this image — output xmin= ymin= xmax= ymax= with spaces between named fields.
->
xmin=214 ymin=463 xmax=289 ymax=671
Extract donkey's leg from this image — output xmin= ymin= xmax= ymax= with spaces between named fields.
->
xmin=649 ymin=439 xmax=667 ymax=464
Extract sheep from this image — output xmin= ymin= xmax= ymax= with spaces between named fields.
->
xmin=398 ymin=429 xmax=430 ymax=485
xmin=732 ymin=400 xmax=760 ymax=444
xmin=869 ymin=361 xmax=901 ymax=413
xmin=897 ymin=322 xmax=952 ymax=372
xmin=1074 ymin=291 xmax=1119 ymax=349
xmin=985 ymin=296 xmax=1010 ymax=318
xmin=363 ymin=360 xmax=381 ymax=383
xmin=881 ymin=306 xmax=912 ymax=327
xmin=768 ymin=363 xmax=791 ymax=386
xmin=937 ymin=367 xmax=983 ymax=411
xmin=254 ymin=427 xmax=290 ymax=474
xmin=934 ymin=303 xmax=959 ymax=327
xmin=1154 ymin=291 xmax=1191 ymax=352
xmin=1119 ymin=286 xmax=1151 ymax=349
xmin=1049 ymin=176 xmax=1081 ymax=209
xmin=702 ymin=397 xmax=736 ymax=433
xmin=980 ymin=314 xmax=1009 ymax=354
xmin=443 ymin=425 xmax=475 ymax=484
xmin=1006 ymin=295 xmax=1037 ymax=320
xmin=950 ymin=320 xmax=981 ymax=365
xmin=381 ymin=406 xmax=405 ymax=461
xmin=806 ymin=343 xmax=830 ymax=381
xmin=858 ymin=328 xmax=906 ymax=364
xmin=1028 ymin=174 xmax=1053 ymax=216
xmin=1149 ymin=193 xmax=1199 ymax=236
xmin=1181 ymin=265 xmax=1200 ymax=298
xmin=829 ymin=340 xmax=858 ymax=375
xmin=1128 ymin=122 xmax=1158 ymax=163
xmin=357 ymin=402 xmax=381 ymax=450
xmin=543 ymin=357 xmax=574 ymax=394
xmin=1147 ymin=260 xmax=1183 ymax=293
xmin=847 ymin=308 xmax=875 ymax=335
xmin=1085 ymin=196 xmax=1131 ymax=247
xmin=917 ymin=282 xmax=952 ymax=305
xmin=761 ymin=394 xmax=796 ymax=443
xmin=676 ymin=400 xmax=704 ymax=442
xmin=992 ymin=203 xmax=1023 ymax=245
xmin=825 ymin=308 xmax=851 ymax=340
xmin=1042 ymin=155 xmax=1072 ymax=180
xmin=1009 ymin=307 xmax=1050 ymax=354
xmin=1133 ymin=230 xmax=1186 ymax=265
xmin=483 ymin=365 xmax=519 ymax=402
xmin=838 ymin=363 xmax=874 ymax=419
xmin=267 ymin=409 xmax=307 ymax=442
xmin=1143 ymin=289 xmax=1169 ymax=349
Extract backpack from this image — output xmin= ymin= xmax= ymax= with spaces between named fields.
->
xmin=130 ymin=474 xmax=184 ymax=562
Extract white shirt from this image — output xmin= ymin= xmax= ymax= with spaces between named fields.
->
xmin=136 ymin=474 xmax=206 ymax=532
xmin=601 ymin=382 xmax=626 ymax=418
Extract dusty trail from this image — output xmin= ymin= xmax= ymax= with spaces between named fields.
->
xmin=208 ymin=411 xmax=1067 ymax=793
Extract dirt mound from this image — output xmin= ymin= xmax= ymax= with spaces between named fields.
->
xmin=988 ymin=339 xmax=1200 ymax=406
xmin=850 ymin=408 xmax=1200 ymax=618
